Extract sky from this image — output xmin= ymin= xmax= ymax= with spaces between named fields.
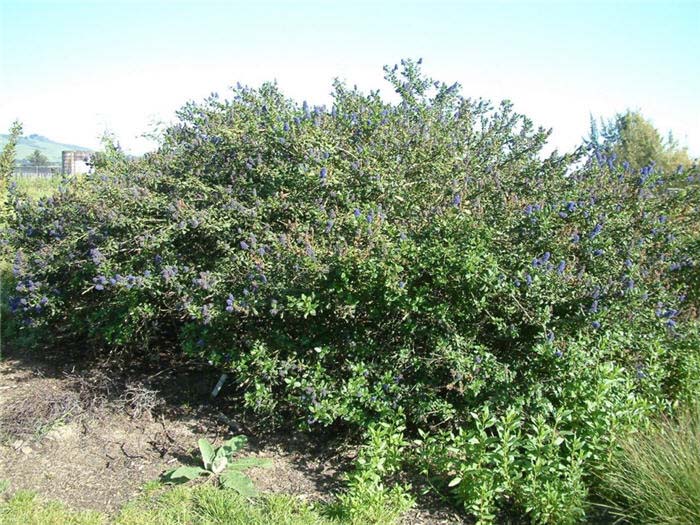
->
xmin=1 ymin=0 xmax=699 ymax=156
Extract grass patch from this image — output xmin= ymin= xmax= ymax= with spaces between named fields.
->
xmin=10 ymin=174 xmax=61 ymax=200
xmin=602 ymin=401 xmax=700 ymax=524
xmin=116 ymin=484 xmax=332 ymax=525
xmin=0 ymin=491 xmax=104 ymax=525
xmin=0 ymin=482 xmax=410 ymax=524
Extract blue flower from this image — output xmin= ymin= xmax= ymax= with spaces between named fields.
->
xmin=240 ymin=240 xmax=249 ymax=250
xmin=161 ymin=266 xmax=177 ymax=281
xmin=452 ymin=193 xmax=461 ymax=207
xmin=589 ymin=223 xmax=603 ymax=239
xmin=593 ymin=249 xmax=604 ymax=257
xmin=591 ymin=321 xmax=601 ymax=329
xmin=556 ymin=260 xmax=566 ymax=274
xmin=90 ymin=248 xmax=104 ymax=265
xmin=571 ymin=232 xmax=580 ymax=244
xmin=201 ymin=304 xmax=212 ymax=324
xmin=320 ymin=167 xmax=327 ymax=180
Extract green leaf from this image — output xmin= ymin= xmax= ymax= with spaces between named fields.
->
xmin=448 ymin=477 xmax=462 ymax=487
xmin=198 ymin=439 xmax=216 ymax=470
xmin=220 ymin=435 xmax=248 ymax=455
xmin=220 ymin=470 xmax=258 ymax=497
xmin=162 ymin=466 xmax=208 ymax=483
xmin=228 ymin=457 xmax=273 ymax=470
xmin=211 ymin=450 xmax=229 ymax=474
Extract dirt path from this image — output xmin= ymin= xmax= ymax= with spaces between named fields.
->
xmin=0 ymin=346 xmax=344 ymax=513
xmin=0 ymin=346 xmax=463 ymax=523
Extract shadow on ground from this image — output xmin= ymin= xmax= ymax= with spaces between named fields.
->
xmin=0 ymin=344 xmax=465 ymax=524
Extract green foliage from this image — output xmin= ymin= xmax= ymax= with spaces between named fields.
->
xmin=161 ymin=435 xmax=271 ymax=497
xmin=0 ymin=121 xmax=22 ymax=223
xmin=326 ymin=420 xmax=414 ymax=523
xmin=602 ymin=401 xmax=700 ymax=524
xmin=11 ymin=174 xmax=61 ymax=200
xmin=588 ymin=110 xmax=695 ymax=173
xmin=24 ymin=149 xmax=50 ymax=168
xmin=116 ymin=485 xmax=332 ymax=525
xmin=5 ymin=60 xmax=700 ymax=522
xmin=0 ymin=486 xmax=333 ymax=525
xmin=0 ymin=491 xmax=104 ymax=525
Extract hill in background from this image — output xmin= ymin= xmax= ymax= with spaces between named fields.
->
xmin=0 ymin=133 xmax=92 ymax=164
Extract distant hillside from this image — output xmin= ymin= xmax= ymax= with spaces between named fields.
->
xmin=0 ymin=133 xmax=92 ymax=164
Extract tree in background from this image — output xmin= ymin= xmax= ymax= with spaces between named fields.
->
xmin=587 ymin=110 xmax=694 ymax=173
xmin=26 ymin=149 xmax=49 ymax=168
xmin=0 ymin=121 xmax=23 ymax=223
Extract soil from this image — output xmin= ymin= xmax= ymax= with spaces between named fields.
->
xmin=0 ymin=345 xmax=464 ymax=524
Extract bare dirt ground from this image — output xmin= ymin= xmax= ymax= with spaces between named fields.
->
xmin=0 ymin=345 xmax=464 ymax=524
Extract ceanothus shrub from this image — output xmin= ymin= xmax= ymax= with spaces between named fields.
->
xmin=6 ymin=60 xmax=700 ymax=521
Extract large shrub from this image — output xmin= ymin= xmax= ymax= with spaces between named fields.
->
xmin=6 ymin=60 xmax=700 ymax=522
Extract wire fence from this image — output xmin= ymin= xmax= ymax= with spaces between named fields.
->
xmin=12 ymin=165 xmax=62 ymax=177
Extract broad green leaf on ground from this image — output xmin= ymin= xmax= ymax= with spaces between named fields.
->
xmin=229 ymin=457 xmax=273 ymax=470
xmin=162 ymin=466 xmax=208 ymax=483
xmin=211 ymin=453 xmax=229 ymax=474
xmin=221 ymin=435 xmax=248 ymax=455
xmin=198 ymin=438 xmax=215 ymax=470
xmin=220 ymin=470 xmax=258 ymax=497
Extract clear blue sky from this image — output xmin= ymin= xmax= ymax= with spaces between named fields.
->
xmin=1 ymin=0 xmax=698 ymax=155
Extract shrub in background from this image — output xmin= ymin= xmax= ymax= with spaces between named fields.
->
xmin=5 ymin=60 xmax=700 ymax=522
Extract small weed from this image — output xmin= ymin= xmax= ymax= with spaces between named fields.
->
xmin=161 ymin=435 xmax=271 ymax=497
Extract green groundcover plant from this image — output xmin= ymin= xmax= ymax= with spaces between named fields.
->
xmin=161 ymin=436 xmax=271 ymax=497
xmin=4 ymin=60 xmax=700 ymax=523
